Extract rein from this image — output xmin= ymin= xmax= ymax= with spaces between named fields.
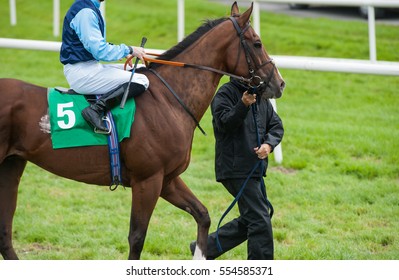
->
xmin=124 ymin=17 xmax=274 ymax=88
xmin=125 ymin=54 xmax=252 ymax=84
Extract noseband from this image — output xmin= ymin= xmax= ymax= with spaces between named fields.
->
xmin=229 ymin=16 xmax=275 ymax=89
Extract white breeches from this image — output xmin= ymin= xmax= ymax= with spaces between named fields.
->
xmin=64 ymin=60 xmax=149 ymax=95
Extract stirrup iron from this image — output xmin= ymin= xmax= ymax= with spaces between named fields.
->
xmin=94 ymin=116 xmax=112 ymax=135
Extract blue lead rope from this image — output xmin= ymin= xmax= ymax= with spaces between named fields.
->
xmin=215 ymin=99 xmax=274 ymax=253
xmin=215 ymin=160 xmax=263 ymax=252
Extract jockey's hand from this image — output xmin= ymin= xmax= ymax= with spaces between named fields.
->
xmin=131 ymin=46 xmax=146 ymax=61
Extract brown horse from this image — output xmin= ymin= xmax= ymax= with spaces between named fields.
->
xmin=0 ymin=2 xmax=284 ymax=260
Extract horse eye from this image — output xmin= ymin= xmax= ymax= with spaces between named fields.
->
xmin=254 ymin=41 xmax=262 ymax=48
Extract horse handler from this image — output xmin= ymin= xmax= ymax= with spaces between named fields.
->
xmin=192 ymin=78 xmax=284 ymax=260
xmin=60 ymin=0 xmax=149 ymax=133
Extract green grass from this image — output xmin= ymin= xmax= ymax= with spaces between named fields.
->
xmin=0 ymin=0 xmax=398 ymax=260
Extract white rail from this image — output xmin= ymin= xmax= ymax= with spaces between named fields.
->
xmin=2 ymin=38 xmax=398 ymax=76
xmin=273 ymin=55 xmax=399 ymax=75
xmin=251 ymin=0 xmax=399 ymax=8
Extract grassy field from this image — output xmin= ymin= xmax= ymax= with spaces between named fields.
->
xmin=0 ymin=0 xmax=398 ymax=260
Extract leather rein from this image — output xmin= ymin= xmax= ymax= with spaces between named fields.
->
xmin=125 ymin=17 xmax=273 ymax=87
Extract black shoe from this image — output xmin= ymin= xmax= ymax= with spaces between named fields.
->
xmin=82 ymin=82 xmax=146 ymax=133
xmin=82 ymin=103 xmax=108 ymax=132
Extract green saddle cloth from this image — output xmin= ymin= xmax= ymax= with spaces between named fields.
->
xmin=48 ymin=88 xmax=136 ymax=149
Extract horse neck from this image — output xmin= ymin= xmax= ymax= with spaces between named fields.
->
xmin=158 ymin=25 xmax=235 ymax=122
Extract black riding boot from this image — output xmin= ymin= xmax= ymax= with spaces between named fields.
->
xmin=82 ymin=82 xmax=146 ymax=133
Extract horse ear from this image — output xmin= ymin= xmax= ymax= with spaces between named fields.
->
xmin=238 ymin=2 xmax=253 ymax=25
xmin=230 ymin=1 xmax=239 ymax=16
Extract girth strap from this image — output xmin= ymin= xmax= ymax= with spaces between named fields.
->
xmin=95 ymin=95 xmax=122 ymax=190
xmin=105 ymin=109 xmax=122 ymax=190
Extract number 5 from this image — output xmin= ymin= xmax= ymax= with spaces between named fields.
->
xmin=57 ymin=102 xmax=76 ymax=129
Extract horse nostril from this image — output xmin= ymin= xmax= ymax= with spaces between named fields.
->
xmin=280 ymin=81 xmax=286 ymax=91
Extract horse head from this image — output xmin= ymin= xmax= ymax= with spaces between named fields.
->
xmin=226 ymin=2 xmax=285 ymax=99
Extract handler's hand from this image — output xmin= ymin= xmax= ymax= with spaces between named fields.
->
xmin=242 ymin=91 xmax=256 ymax=107
xmin=254 ymin=144 xmax=272 ymax=160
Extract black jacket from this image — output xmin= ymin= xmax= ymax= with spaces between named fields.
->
xmin=211 ymin=79 xmax=284 ymax=181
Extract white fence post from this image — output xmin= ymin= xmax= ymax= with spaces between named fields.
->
xmin=270 ymin=99 xmax=283 ymax=164
xmin=253 ymin=0 xmax=261 ymax=35
xmin=367 ymin=6 xmax=377 ymax=61
xmin=178 ymin=0 xmax=185 ymax=42
xmin=53 ymin=0 xmax=60 ymax=37
xmin=9 ymin=0 xmax=17 ymax=26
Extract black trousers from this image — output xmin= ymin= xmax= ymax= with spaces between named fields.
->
xmin=207 ymin=178 xmax=273 ymax=260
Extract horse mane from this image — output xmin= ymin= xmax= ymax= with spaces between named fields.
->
xmin=149 ymin=17 xmax=228 ymax=69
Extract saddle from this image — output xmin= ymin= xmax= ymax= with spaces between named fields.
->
xmin=55 ymin=87 xmax=97 ymax=103
xmin=48 ymin=87 xmax=136 ymax=188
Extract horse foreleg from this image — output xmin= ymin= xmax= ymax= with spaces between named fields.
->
xmin=127 ymin=174 xmax=163 ymax=260
xmin=161 ymin=176 xmax=210 ymax=260
xmin=0 ymin=156 xmax=27 ymax=260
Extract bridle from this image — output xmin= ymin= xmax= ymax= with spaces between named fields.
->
xmin=125 ymin=17 xmax=275 ymax=89
xmin=228 ymin=16 xmax=275 ymax=90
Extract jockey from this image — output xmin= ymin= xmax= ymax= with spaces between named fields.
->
xmin=60 ymin=0 xmax=149 ymax=133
